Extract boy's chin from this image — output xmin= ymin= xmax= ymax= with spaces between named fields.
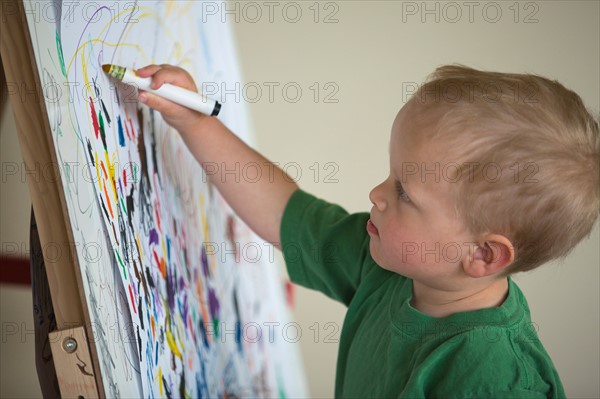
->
xmin=372 ymin=256 xmax=410 ymax=277
xmin=369 ymin=242 xmax=415 ymax=276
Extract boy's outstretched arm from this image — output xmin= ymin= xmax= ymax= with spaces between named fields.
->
xmin=136 ymin=64 xmax=298 ymax=247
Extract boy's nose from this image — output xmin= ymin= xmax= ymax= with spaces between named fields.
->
xmin=369 ymin=181 xmax=387 ymax=211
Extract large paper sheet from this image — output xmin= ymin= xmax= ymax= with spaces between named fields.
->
xmin=23 ymin=0 xmax=307 ymax=396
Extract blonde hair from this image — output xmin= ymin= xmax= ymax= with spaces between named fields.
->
xmin=410 ymin=65 xmax=599 ymax=274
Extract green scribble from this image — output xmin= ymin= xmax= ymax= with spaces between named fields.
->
xmin=132 ymin=164 xmax=138 ymax=183
xmin=277 ymin=371 xmax=287 ymax=399
xmin=55 ymin=30 xmax=66 ymax=77
xmin=99 ymin=112 xmax=106 ymax=150
xmin=213 ymin=319 xmax=219 ymax=338
xmin=116 ymin=250 xmax=127 ymax=279
xmin=120 ymin=197 xmax=128 ymax=216
xmin=64 ymin=159 xmax=70 ymax=181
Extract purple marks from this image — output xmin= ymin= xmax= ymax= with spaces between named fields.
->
xmin=207 ymin=287 xmax=220 ymax=321
xmin=149 ymin=228 xmax=159 ymax=246
xmin=166 ymin=268 xmax=176 ymax=313
xmin=201 ymin=246 xmax=209 ymax=278
xmin=179 ymin=293 xmax=189 ymax=326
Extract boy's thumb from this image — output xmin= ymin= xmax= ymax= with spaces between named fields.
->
xmin=139 ymin=90 xmax=180 ymax=114
xmin=138 ymin=91 xmax=148 ymax=103
xmin=139 ymin=90 xmax=164 ymax=110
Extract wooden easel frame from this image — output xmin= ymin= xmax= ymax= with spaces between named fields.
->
xmin=1 ymin=0 xmax=103 ymax=397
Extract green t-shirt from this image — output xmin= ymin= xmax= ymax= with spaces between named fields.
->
xmin=281 ymin=189 xmax=566 ymax=398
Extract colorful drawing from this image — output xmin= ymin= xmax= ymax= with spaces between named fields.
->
xmin=23 ymin=0 xmax=306 ymax=397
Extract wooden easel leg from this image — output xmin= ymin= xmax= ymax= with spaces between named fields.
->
xmin=49 ymin=326 xmax=99 ymax=399
xmin=30 ymin=208 xmax=61 ymax=398
xmin=1 ymin=1 xmax=102 ymax=396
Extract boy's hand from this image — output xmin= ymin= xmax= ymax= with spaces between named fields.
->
xmin=136 ymin=65 xmax=299 ymax=246
xmin=136 ymin=64 xmax=207 ymax=133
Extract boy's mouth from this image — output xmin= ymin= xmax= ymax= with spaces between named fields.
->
xmin=367 ymin=219 xmax=379 ymax=236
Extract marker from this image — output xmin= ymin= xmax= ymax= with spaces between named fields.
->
xmin=102 ymin=64 xmax=221 ymax=116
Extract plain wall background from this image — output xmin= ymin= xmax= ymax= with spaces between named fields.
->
xmin=1 ymin=1 xmax=598 ymax=397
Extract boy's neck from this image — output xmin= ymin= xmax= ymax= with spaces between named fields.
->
xmin=411 ymin=277 xmax=509 ymax=318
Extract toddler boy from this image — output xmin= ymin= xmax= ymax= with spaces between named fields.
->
xmin=137 ymin=64 xmax=599 ymax=397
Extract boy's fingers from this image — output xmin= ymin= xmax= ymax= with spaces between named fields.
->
xmin=136 ymin=64 xmax=198 ymax=92
xmin=138 ymin=90 xmax=179 ymax=114
xmin=149 ymin=66 xmax=197 ymax=92
xmin=136 ymin=64 xmax=161 ymax=77
xmin=138 ymin=89 xmax=149 ymax=103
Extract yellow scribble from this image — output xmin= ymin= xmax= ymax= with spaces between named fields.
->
xmin=66 ymin=8 xmax=182 ymax=76
xmin=166 ymin=0 xmax=175 ymax=15
xmin=81 ymin=51 xmax=90 ymax=93
xmin=158 ymin=367 xmax=163 ymax=396
xmin=166 ymin=329 xmax=182 ymax=359
xmin=179 ymin=2 xmax=193 ymax=17
xmin=199 ymin=194 xmax=209 ymax=241
xmin=161 ymin=236 xmax=167 ymax=262
xmin=106 ymin=151 xmax=117 ymax=203
xmin=135 ymin=233 xmax=143 ymax=263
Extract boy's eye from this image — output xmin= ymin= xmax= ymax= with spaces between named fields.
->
xmin=395 ymin=181 xmax=411 ymax=203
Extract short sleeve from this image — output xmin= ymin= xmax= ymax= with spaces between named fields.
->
xmin=280 ymin=189 xmax=371 ymax=306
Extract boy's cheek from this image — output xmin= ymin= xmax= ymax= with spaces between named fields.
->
xmin=397 ymin=241 xmax=422 ymax=264
xmin=395 ymin=241 xmax=457 ymax=268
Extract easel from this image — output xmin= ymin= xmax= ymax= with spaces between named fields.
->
xmin=1 ymin=1 xmax=103 ymax=396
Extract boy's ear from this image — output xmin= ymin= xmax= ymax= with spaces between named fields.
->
xmin=464 ymin=234 xmax=515 ymax=278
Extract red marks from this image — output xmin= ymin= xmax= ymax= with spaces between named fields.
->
xmin=153 ymin=248 xmax=166 ymax=279
xmin=129 ymin=284 xmax=137 ymax=314
xmin=103 ymin=182 xmax=114 ymax=218
xmin=90 ymin=98 xmax=100 ymax=138
xmin=128 ymin=118 xmax=135 ymax=140
xmin=285 ymin=280 xmax=295 ymax=309
xmin=155 ymin=206 xmax=162 ymax=232
xmin=123 ymin=168 xmax=127 ymax=187
xmin=153 ymin=249 xmax=160 ymax=267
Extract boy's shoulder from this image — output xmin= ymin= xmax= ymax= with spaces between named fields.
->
xmin=342 ymin=277 xmax=566 ymax=397
xmin=401 ymin=279 xmax=565 ymax=397
xmin=407 ymin=315 xmax=566 ymax=398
